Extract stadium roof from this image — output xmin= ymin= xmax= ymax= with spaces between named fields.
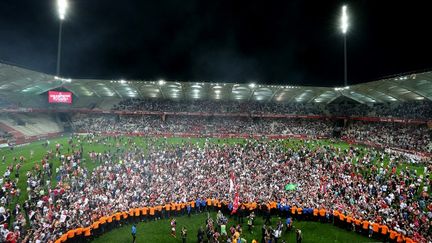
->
xmin=0 ymin=63 xmax=431 ymax=104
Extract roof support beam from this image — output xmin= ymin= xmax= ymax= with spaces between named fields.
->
xmin=5 ymin=80 xmax=27 ymax=89
xmin=353 ymin=87 xmax=384 ymax=103
xmin=288 ymin=89 xmax=308 ymax=103
xmin=158 ymin=86 xmax=166 ymax=99
xmin=390 ymin=80 xmax=432 ymax=101
xmin=325 ymin=94 xmax=342 ymax=105
xmin=340 ymin=92 xmax=365 ymax=104
xmin=86 ymin=86 xmax=101 ymax=98
xmin=130 ymin=82 xmax=144 ymax=99
xmin=267 ymin=87 xmax=282 ymax=102
xmin=36 ymin=85 xmax=61 ymax=95
xmin=374 ymin=89 xmax=402 ymax=102
xmin=36 ymin=85 xmax=81 ymax=98
xmin=303 ymin=88 xmax=329 ymax=103
xmin=248 ymin=88 xmax=256 ymax=101
xmin=105 ymin=83 xmax=123 ymax=99
xmin=346 ymin=89 xmax=380 ymax=103
xmin=62 ymin=86 xmax=80 ymax=98
xmin=37 ymin=83 xmax=82 ymax=98
xmin=373 ymin=82 xmax=406 ymax=102
xmin=230 ymin=85 xmax=236 ymax=101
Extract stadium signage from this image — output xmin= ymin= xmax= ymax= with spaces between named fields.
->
xmin=48 ymin=91 xmax=72 ymax=104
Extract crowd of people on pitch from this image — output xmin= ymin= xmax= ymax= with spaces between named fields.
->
xmin=1 ymin=135 xmax=430 ymax=242
xmin=72 ymin=114 xmax=334 ymax=137
xmin=344 ymin=121 xmax=431 ymax=153
xmin=0 ymin=155 xmax=34 ymax=242
xmin=71 ymin=114 xmax=432 ymax=153
xmin=112 ymin=98 xmax=432 ymax=119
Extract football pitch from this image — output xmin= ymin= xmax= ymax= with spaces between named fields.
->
xmin=0 ymin=135 xmax=425 ymax=242
xmin=91 ymin=212 xmax=373 ymax=243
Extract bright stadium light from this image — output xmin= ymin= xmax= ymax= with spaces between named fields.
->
xmin=57 ymin=0 xmax=68 ymax=20
xmin=340 ymin=5 xmax=349 ymax=34
xmin=334 ymin=86 xmax=350 ymax=91
xmin=158 ymin=79 xmax=166 ymax=85
xmin=54 ymin=76 xmax=72 ymax=83
xmin=249 ymin=83 xmax=256 ymax=88
xmin=339 ymin=5 xmax=350 ymax=87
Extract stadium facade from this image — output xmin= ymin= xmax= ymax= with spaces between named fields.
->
xmin=0 ymin=62 xmax=431 ymax=104
xmin=0 ymin=62 xmax=431 ymax=155
xmin=0 ymin=62 xmax=431 ymax=243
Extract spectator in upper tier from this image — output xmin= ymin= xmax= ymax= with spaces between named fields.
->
xmin=111 ymin=98 xmax=432 ymax=119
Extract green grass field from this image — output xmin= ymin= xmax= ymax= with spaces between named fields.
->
xmin=92 ymin=212 xmax=375 ymax=243
xmin=0 ymin=135 xmax=427 ymax=242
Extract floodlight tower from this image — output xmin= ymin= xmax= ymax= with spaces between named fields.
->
xmin=56 ymin=0 xmax=68 ymax=76
xmin=340 ymin=5 xmax=349 ymax=87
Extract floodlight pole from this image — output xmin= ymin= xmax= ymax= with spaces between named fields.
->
xmin=56 ymin=20 xmax=63 ymax=76
xmin=343 ymin=33 xmax=347 ymax=87
xmin=56 ymin=0 xmax=67 ymax=76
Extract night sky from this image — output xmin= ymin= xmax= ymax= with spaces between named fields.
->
xmin=0 ymin=0 xmax=431 ymax=86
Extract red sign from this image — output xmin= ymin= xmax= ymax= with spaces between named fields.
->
xmin=48 ymin=91 xmax=72 ymax=104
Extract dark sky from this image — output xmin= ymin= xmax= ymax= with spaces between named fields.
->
xmin=0 ymin=1 xmax=431 ymax=86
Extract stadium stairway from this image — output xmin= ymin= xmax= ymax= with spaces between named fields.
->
xmin=0 ymin=122 xmax=25 ymax=142
xmin=0 ymin=114 xmax=64 ymax=143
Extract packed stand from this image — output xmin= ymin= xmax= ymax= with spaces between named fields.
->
xmin=112 ymin=98 xmax=432 ymax=119
xmin=3 ymin=136 xmax=430 ymax=242
xmin=72 ymin=114 xmax=334 ymax=137
xmin=71 ymin=113 xmax=432 ymax=154
xmin=326 ymin=102 xmax=432 ymax=119
xmin=0 ymin=98 xmax=17 ymax=109
xmin=344 ymin=121 xmax=432 ymax=153
xmin=371 ymin=101 xmax=432 ymax=119
xmin=112 ymin=99 xmax=325 ymax=115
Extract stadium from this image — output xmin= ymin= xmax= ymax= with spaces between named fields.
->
xmin=0 ymin=1 xmax=432 ymax=243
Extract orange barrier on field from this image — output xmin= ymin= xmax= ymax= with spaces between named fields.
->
xmin=54 ymin=200 xmax=417 ymax=243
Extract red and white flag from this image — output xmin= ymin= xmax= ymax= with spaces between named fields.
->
xmin=319 ymin=176 xmax=327 ymax=194
xmin=231 ymin=192 xmax=239 ymax=214
xmin=229 ymin=171 xmax=235 ymax=193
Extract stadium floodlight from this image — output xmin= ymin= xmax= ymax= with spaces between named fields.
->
xmin=158 ymin=80 xmax=166 ymax=85
xmin=248 ymin=83 xmax=256 ymax=88
xmin=334 ymin=86 xmax=350 ymax=91
xmin=340 ymin=5 xmax=349 ymax=34
xmin=57 ymin=0 xmax=68 ymax=20
xmin=339 ymin=5 xmax=349 ymax=87
xmin=56 ymin=0 xmax=69 ymax=77
xmin=54 ymin=76 xmax=71 ymax=83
